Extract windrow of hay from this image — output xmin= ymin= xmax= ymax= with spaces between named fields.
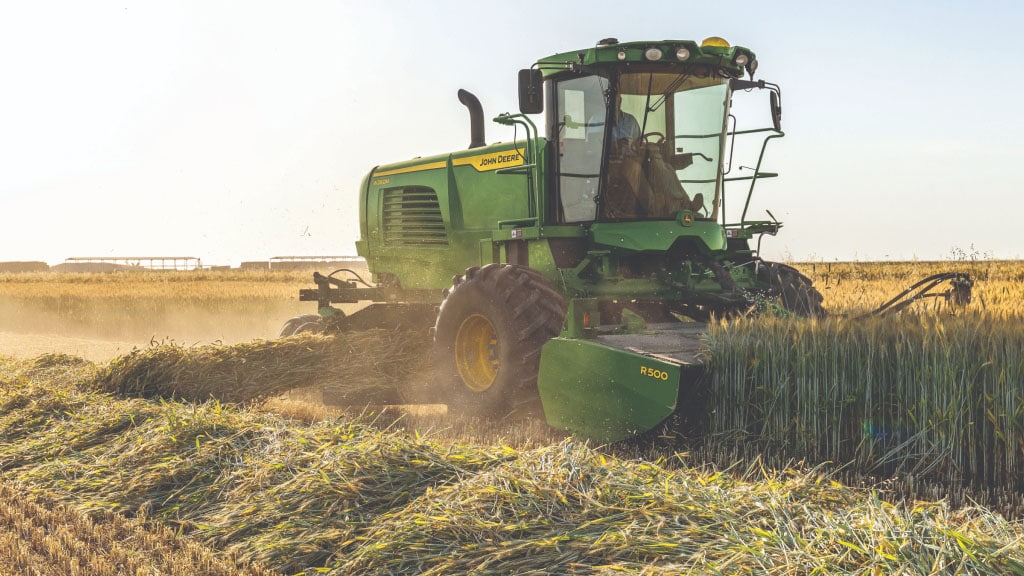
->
xmin=0 ymin=359 xmax=517 ymax=572
xmin=339 ymin=446 xmax=1024 ymax=575
xmin=705 ymin=310 xmax=1024 ymax=492
xmin=2 ymin=356 xmax=1024 ymax=574
xmin=94 ymin=329 xmax=430 ymax=405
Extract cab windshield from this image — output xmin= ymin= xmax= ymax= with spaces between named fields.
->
xmin=554 ymin=69 xmax=729 ymax=223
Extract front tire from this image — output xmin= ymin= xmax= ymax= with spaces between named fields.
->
xmin=278 ymin=314 xmax=323 ymax=337
xmin=433 ymin=264 xmax=565 ymax=417
xmin=756 ymin=261 xmax=826 ymax=317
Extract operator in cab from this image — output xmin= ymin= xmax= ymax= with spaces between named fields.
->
xmin=609 ymin=93 xmax=640 ymax=156
xmin=604 ymin=90 xmax=702 ymax=220
xmin=600 ymin=92 xmax=649 ymax=219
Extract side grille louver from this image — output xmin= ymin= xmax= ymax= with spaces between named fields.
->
xmin=382 ymin=187 xmax=448 ymax=246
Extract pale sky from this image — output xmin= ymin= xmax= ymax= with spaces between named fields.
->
xmin=2 ymin=0 xmax=1021 ymax=266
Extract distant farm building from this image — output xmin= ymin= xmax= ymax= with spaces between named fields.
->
xmin=54 ymin=257 xmax=202 ymax=273
xmin=0 ymin=261 xmax=50 ymax=273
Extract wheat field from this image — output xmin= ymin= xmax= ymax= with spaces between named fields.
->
xmin=0 ymin=267 xmax=373 ymax=360
xmin=705 ymin=260 xmax=1023 ymax=489
xmin=0 ymin=260 xmax=1021 ymax=573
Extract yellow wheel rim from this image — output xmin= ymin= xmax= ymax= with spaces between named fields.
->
xmin=454 ymin=314 xmax=499 ymax=392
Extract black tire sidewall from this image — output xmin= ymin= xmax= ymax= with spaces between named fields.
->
xmin=757 ymin=262 xmax=826 ymax=317
xmin=433 ymin=264 xmax=564 ymax=417
xmin=279 ymin=314 xmax=322 ymax=337
xmin=434 ymin=282 xmax=510 ymax=414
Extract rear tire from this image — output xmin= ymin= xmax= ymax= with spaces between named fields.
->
xmin=433 ymin=264 xmax=565 ymax=417
xmin=756 ymin=261 xmax=826 ymax=317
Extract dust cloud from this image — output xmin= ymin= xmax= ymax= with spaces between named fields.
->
xmin=0 ymin=297 xmax=313 ymax=363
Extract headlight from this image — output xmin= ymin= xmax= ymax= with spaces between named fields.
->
xmin=675 ymin=47 xmax=690 ymax=61
xmin=734 ymin=53 xmax=749 ymax=66
xmin=617 ymin=50 xmax=627 ymax=61
xmin=644 ymin=47 xmax=663 ymax=61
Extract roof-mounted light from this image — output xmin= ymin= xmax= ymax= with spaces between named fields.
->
xmin=701 ymin=36 xmax=730 ymax=48
xmin=675 ymin=47 xmax=690 ymax=61
xmin=644 ymin=47 xmax=663 ymax=61
xmin=617 ymin=50 xmax=627 ymax=61
xmin=734 ymin=53 xmax=749 ymax=66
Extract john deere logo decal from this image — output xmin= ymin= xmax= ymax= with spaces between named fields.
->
xmin=454 ymin=151 xmax=525 ymax=172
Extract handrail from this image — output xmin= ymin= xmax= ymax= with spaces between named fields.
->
xmin=723 ymin=172 xmax=778 ymax=182
xmin=739 ymin=132 xmax=784 ymax=224
xmin=494 ymin=113 xmax=541 ymax=224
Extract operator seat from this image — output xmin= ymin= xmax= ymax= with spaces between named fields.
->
xmin=604 ymin=155 xmax=662 ymax=219
xmin=642 ymin=143 xmax=700 ymax=217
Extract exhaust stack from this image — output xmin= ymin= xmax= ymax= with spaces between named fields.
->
xmin=457 ymin=89 xmax=486 ymax=149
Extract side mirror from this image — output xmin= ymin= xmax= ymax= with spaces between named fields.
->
xmin=518 ymin=69 xmax=543 ymax=115
xmin=770 ymin=91 xmax=782 ymax=132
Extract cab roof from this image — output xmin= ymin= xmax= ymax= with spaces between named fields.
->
xmin=534 ymin=37 xmax=758 ymax=79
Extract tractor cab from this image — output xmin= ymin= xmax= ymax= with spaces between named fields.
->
xmin=552 ymin=68 xmax=727 ymax=223
xmin=520 ymin=37 xmax=780 ymax=236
